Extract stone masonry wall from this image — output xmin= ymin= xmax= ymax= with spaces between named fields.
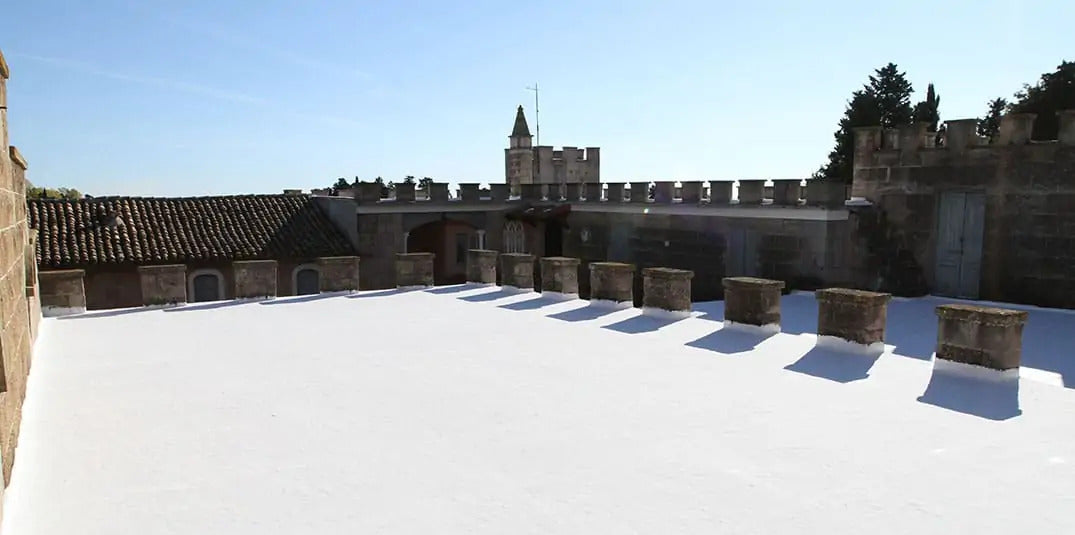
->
xmin=0 ymin=49 xmax=41 ymax=490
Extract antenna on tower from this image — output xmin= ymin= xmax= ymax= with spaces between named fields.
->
xmin=526 ymin=83 xmax=539 ymax=146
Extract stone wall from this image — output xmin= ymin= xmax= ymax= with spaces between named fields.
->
xmin=0 ymin=47 xmax=41 ymax=489
xmin=233 ymin=260 xmax=278 ymax=298
xmin=137 ymin=264 xmax=187 ymax=305
xmin=852 ymin=113 xmax=1075 ymax=308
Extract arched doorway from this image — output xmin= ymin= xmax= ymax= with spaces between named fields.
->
xmin=294 ymin=266 xmax=320 ymax=295
xmin=407 ymin=219 xmax=477 ymax=285
xmin=188 ymin=269 xmax=224 ymax=303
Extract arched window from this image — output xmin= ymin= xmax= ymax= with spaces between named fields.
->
xmin=503 ymin=221 xmax=526 ymax=253
xmin=292 ymin=264 xmax=320 ymax=295
xmin=188 ymin=269 xmax=225 ymax=303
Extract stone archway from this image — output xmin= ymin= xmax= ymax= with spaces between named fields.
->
xmin=188 ymin=268 xmax=225 ymax=303
xmin=407 ymin=219 xmax=477 ymax=285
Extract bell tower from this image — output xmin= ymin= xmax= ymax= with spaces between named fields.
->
xmin=505 ymin=106 xmax=534 ymax=196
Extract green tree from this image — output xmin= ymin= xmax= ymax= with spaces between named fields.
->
xmin=913 ymin=83 xmax=941 ymax=131
xmin=1009 ymin=60 xmax=1075 ymax=140
xmin=374 ymin=177 xmax=389 ymax=197
xmin=27 ymin=184 xmax=83 ymax=199
xmin=816 ymin=63 xmax=915 ymax=182
xmin=418 ymin=177 xmax=434 ymax=192
xmin=403 ymin=175 xmax=416 ymax=185
xmin=977 ymin=97 xmax=1009 ymax=140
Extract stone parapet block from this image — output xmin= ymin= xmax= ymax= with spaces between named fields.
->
xmin=233 ymin=260 xmax=278 ymax=298
xmin=466 ymin=249 xmax=498 ymax=284
xmin=500 ymin=253 xmax=535 ymax=290
xmin=816 ymin=288 xmax=891 ymax=346
xmin=428 ymin=183 xmax=450 ymax=202
xmin=805 ymin=179 xmax=846 ymax=207
xmin=935 ymin=304 xmax=1028 ymax=371
xmin=317 ymin=256 xmax=361 ymax=292
xmin=395 ymin=182 xmax=416 ymax=202
xmin=653 ymin=182 xmax=674 ymax=203
xmin=709 ymin=182 xmax=733 ymax=204
xmin=606 ymin=183 xmax=626 ymax=202
xmin=357 ymin=182 xmax=382 ymax=203
xmin=737 ymin=180 xmax=764 ymax=204
xmin=137 ymin=264 xmax=187 ymax=306
xmin=589 ymin=262 xmax=635 ymax=305
xmin=722 ymin=277 xmax=784 ymax=331
xmin=489 ymin=183 xmax=510 ymax=201
xmin=39 ymin=269 xmax=86 ymax=316
xmin=997 ymin=113 xmax=1037 ymax=145
xmin=1057 ymin=109 xmax=1075 ymax=145
xmin=395 ymin=253 xmax=434 ymax=288
xmin=680 ymin=181 xmax=703 ymax=203
xmin=539 ymin=256 xmax=580 ymax=296
xmin=629 ymin=182 xmax=650 ymax=203
xmin=772 ymin=179 xmax=802 ymax=206
xmin=459 ymin=183 xmax=480 ymax=201
xmin=643 ymin=267 xmax=693 ymax=315
xmin=584 ymin=182 xmax=602 ymax=202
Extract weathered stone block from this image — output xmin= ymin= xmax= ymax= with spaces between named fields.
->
xmin=815 ymin=288 xmax=890 ymax=346
xmin=653 ymin=182 xmax=674 ymax=203
xmin=395 ymin=253 xmax=434 ymax=288
xmin=137 ymin=264 xmax=187 ymax=306
xmin=722 ymin=276 xmax=785 ymax=332
xmin=935 ymin=304 xmax=1028 ymax=371
xmin=394 ymin=182 xmax=416 ymax=201
xmin=589 ymin=262 xmax=635 ymax=305
xmin=500 ymin=253 xmax=535 ymax=290
xmin=540 ymin=256 xmax=580 ymax=296
xmin=997 ymin=113 xmax=1036 ymax=145
xmin=709 ymin=181 xmax=733 ymax=204
xmin=459 ymin=183 xmax=480 ymax=201
xmin=738 ymin=180 xmax=764 ymax=204
xmin=680 ymin=181 xmax=703 ymax=203
xmin=39 ymin=269 xmax=86 ymax=316
xmin=466 ymin=249 xmax=498 ymax=284
xmin=428 ymin=183 xmax=450 ymax=202
xmin=233 ymin=260 xmax=278 ymax=298
xmin=584 ymin=182 xmax=603 ymax=202
xmin=489 ymin=183 xmax=510 ymax=201
xmin=317 ymin=256 xmax=361 ymax=292
xmin=772 ymin=179 xmax=802 ymax=206
xmin=643 ymin=267 xmax=693 ymax=316
xmin=629 ymin=182 xmax=650 ymax=203
xmin=606 ymin=183 xmax=626 ymax=202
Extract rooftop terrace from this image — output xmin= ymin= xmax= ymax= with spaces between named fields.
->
xmin=4 ymin=287 xmax=1075 ymax=533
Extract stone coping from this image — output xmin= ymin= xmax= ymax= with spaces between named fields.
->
xmin=935 ymin=304 xmax=1028 ymax=327
xmin=136 ymin=264 xmax=186 ymax=273
xmin=233 ymin=259 xmax=278 ymax=267
xmin=317 ymin=255 xmax=361 ymax=262
xmin=540 ymin=256 xmax=581 ymax=266
xmin=499 ymin=253 xmax=534 ymax=260
xmin=722 ymin=277 xmax=785 ymax=290
xmin=643 ymin=267 xmax=694 ymax=279
xmin=39 ymin=269 xmax=85 ymax=280
xmin=815 ymin=288 xmax=891 ymax=304
xmin=396 ymin=252 xmax=435 ymax=260
xmin=590 ymin=262 xmax=634 ymax=271
xmin=467 ymin=249 xmax=499 ymax=257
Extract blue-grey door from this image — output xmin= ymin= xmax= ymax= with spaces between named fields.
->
xmin=192 ymin=274 xmax=221 ymax=302
xmin=295 ymin=269 xmax=320 ymax=295
xmin=935 ymin=192 xmax=985 ymax=298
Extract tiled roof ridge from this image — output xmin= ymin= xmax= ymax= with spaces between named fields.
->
xmin=30 ymin=192 xmax=309 ymax=202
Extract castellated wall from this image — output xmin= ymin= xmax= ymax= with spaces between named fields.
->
xmin=0 ymin=49 xmax=43 ymax=492
xmin=851 ymin=112 xmax=1075 ymax=308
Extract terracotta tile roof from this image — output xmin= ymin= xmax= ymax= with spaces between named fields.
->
xmin=28 ymin=194 xmax=355 ymax=269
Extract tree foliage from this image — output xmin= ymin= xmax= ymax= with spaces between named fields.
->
xmin=1009 ymin=60 xmax=1075 ymax=140
xmin=912 ymin=83 xmax=941 ymax=131
xmin=977 ymin=97 xmax=1009 ymax=140
xmin=27 ymin=185 xmax=82 ymax=199
xmin=816 ymin=63 xmax=916 ymax=182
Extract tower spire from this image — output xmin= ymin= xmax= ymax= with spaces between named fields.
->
xmin=511 ymin=105 xmax=532 ymax=138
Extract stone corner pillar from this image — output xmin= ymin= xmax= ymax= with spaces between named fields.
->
xmin=500 ymin=253 xmax=535 ymax=291
xmin=589 ymin=262 xmax=635 ymax=308
xmin=466 ymin=249 xmax=499 ymax=284
xmin=934 ymin=304 xmax=1028 ymax=372
xmin=395 ymin=252 xmax=435 ymax=288
xmin=137 ymin=264 xmax=188 ymax=306
xmin=39 ymin=269 xmax=87 ymax=317
xmin=815 ymin=288 xmax=891 ymax=349
xmin=539 ymin=256 xmax=580 ymax=297
xmin=721 ymin=277 xmax=784 ymax=333
xmin=233 ymin=260 xmax=279 ymax=299
xmin=642 ymin=267 xmax=694 ymax=319
xmin=317 ymin=256 xmax=361 ymax=292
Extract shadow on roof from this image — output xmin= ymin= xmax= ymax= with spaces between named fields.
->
xmin=259 ymin=292 xmax=347 ymax=306
xmin=164 ymin=299 xmax=268 ymax=313
xmin=548 ymin=304 xmax=625 ymax=323
xmin=686 ymin=327 xmax=775 ymax=355
xmin=425 ymin=284 xmax=488 ymax=295
xmin=347 ymin=288 xmax=416 ymax=299
xmin=57 ymin=307 xmax=156 ymax=320
xmin=917 ymin=370 xmax=1022 ymax=421
xmin=458 ymin=288 xmax=525 ymax=303
xmin=784 ymin=345 xmax=881 ymax=383
xmin=499 ymin=295 xmax=573 ymax=311
xmin=602 ymin=314 xmax=686 ymax=335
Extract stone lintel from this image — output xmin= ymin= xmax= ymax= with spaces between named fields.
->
xmin=317 ymin=256 xmax=361 ymax=292
xmin=935 ymin=304 xmax=1028 ymax=371
xmin=466 ymin=249 xmax=499 ymax=284
xmin=500 ymin=253 xmax=535 ymax=289
xmin=540 ymin=256 xmax=580 ymax=295
xmin=643 ymin=267 xmax=693 ymax=312
xmin=815 ymin=288 xmax=891 ymax=346
xmin=395 ymin=252 xmax=434 ymax=288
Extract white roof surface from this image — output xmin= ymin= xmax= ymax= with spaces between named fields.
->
xmin=4 ymin=286 xmax=1075 ymax=534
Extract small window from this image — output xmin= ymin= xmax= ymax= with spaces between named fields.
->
xmin=503 ymin=221 xmax=526 ymax=253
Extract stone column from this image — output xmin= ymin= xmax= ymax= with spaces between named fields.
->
xmin=772 ymin=179 xmax=802 ymax=206
xmin=643 ymin=267 xmax=693 ymax=319
xmin=466 ymin=249 xmax=498 ymax=285
xmin=680 ymin=181 xmax=703 ymax=204
xmin=317 ymin=256 xmax=361 ymax=292
xmin=539 ymin=257 xmax=580 ymax=298
xmin=629 ymin=182 xmax=650 ymax=203
xmin=500 ymin=253 xmax=535 ymax=291
xmin=653 ymin=182 xmax=674 ymax=203
xmin=934 ymin=304 xmax=1028 ymax=373
xmin=137 ymin=264 xmax=187 ymax=306
xmin=395 ymin=253 xmax=435 ymax=288
xmin=606 ymin=183 xmax=627 ymax=202
xmin=589 ymin=262 xmax=635 ymax=308
xmin=709 ymin=181 xmax=733 ymax=204
xmin=39 ymin=269 xmax=86 ymax=317
xmin=737 ymin=180 xmax=764 ymax=204
xmin=584 ymin=182 xmax=603 ymax=202
xmin=233 ymin=260 xmax=278 ymax=299
xmin=721 ymin=277 xmax=785 ymax=333
xmin=459 ymin=183 xmax=480 ymax=201
xmin=815 ymin=288 xmax=891 ymax=352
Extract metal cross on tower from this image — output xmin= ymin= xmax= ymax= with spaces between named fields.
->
xmin=526 ymin=83 xmax=540 ymax=146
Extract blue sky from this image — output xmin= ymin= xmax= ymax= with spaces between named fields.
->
xmin=2 ymin=0 xmax=1071 ymax=196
